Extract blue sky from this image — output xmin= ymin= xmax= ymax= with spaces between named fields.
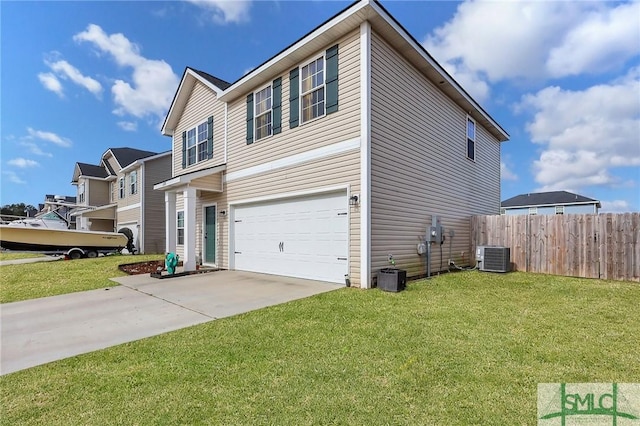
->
xmin=1 ymin=0 xmax=639 ymax=212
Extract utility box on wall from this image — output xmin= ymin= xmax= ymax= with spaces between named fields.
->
xmin=377 ymin=268 xmax=407 ymax=292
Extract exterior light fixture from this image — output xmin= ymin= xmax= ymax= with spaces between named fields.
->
xmin=349 ymin=195 xmax=359 ymax=206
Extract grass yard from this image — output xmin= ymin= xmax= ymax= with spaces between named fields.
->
xmin=0 ymin=251 xmax=46 ymax=261
xmin=0 ymin=254 xmax=164 ymax=303
xmin=1 ymin=271 xmax=639 ymax=424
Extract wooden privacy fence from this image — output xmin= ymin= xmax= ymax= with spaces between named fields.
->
xmin=471 ymin=213 xmax=640 ymax=282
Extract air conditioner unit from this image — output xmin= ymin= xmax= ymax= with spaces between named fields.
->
xmin=476 ymin=246 xmax=511 ymax=273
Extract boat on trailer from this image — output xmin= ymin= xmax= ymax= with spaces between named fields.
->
xmin=0 ymin=208 xmax=131 ymax=259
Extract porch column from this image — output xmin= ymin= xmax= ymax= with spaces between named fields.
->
xmin=183 ymin=187 xmax=197 ymax=271
xmin=165 ymin=191 xmax=177 ymax=254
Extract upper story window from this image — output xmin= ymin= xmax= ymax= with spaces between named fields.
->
xmin=555 ymin=206 xmax=565 ymax=215
xmin=529 ymin=207 xmax=537 ymax=215
xmin=301 ymin=57 xmax=325 ymax=123
xmin=467 ymin=117 xmax=476 ymax=161
xmin=255 ymin=85 xmax=272 ymax=141
xmin=119 ymin=177 xmax=125 ymax=199
xmin=129 ymin=170 xmax=138 ymax=195
xmin=78 ymin=183 xmax=85 ymax=204
xmin=500 ymin=208 xmax=506 ymax=215
xmin=177 ymin=211 xmax=184 ymax=245
xmin=183 ymin=118 xmax=212 ymax=168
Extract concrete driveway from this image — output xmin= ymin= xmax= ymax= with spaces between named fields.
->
xmin=1 ymin=271 xmax=341 ymax=375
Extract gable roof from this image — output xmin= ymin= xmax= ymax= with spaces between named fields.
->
xmin=162 ymin=68 xmax=231 ymax=135
xmin=104 ymin=147 xmax=159 ymax=169
xmin=192 ymin=69 xmax=231 ymax=90
xmin=76 ymin=162 xmax=109 ymax=179
xmin=162 ymin=0 xmax=508 ymax=142
xmin=501 ymin=191 xmax=601 ymax=208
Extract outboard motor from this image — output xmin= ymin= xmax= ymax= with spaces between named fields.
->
xmin=117 ymin=227 xmax=136 ymax=254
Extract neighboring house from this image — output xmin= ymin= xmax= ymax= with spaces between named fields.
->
xmin=71 ymin=148 xmax=172 ymax=254
xmin=38 ymin=194 xmax=77 ymax=228
xmin=501 ymin=191 xmax=601 ymax=215
xmin=154 ymin=0 xmax=509 ymax=288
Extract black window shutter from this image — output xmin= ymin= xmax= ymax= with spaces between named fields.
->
xmin=272 ymin=77 xmax=282 ymax=135
xmin=181 ymin=131 xmax=187 ymax=168
xmin=207 ymin=115 xmax=214 ymax=159
xmin=326 ymin=44 xmax=339 ymax=114
xmin=289 ymin=68 xmax=299 ymax=128
xmin=246 ymin=94 xmax=254 ymax=145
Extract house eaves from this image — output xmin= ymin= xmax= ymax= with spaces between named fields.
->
xmin=162 ymin=68 xmax=231 ymax=136
xmin=120 ymin=150 xmax=172 ymax=174
xmin=217 ymin=0 xmax=508 ymax=142
xmin=153 ymin=164 xmax=227 ymax=191
xmin=503 ymin=201 xmax=602 ymax=210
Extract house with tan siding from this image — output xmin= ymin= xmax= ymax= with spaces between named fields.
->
xmin=71 ymin=147 xmax=172 ymax=254
xmin=155 ymin=0 xmax=509 ymax=288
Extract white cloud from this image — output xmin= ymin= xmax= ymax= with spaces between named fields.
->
xmin=38 ymin=72 xmax=64 ymax=97
xmin=117 ymin=121 xmax=138 ymax=132
xmin=2 ymin=171 xmax=26 ymax=185
xmin=500 ymin=161 xmax=517 ymax=181
xmin=45 ymin=59 xmax=102 ymax=97
xmin=187 ymin=0 xmax=252 ymax=24
xmin=546 ymin=1 xmax=640 ymax=78
xmin=74 ymin=24 xmax=179 ymax=120
xmin=8 ymin=158 xmax=39 ymax=168
xmin=26 ymin=127 xmax=72 ymax=148
xmin=423 ymin=1 xmax=640 ymax=93
xmin=518 ymin=71 xmax=640 ymax=191
xmin=600 ymin=200 xmax=632 ymax=213
xmin=19 ymin=142 xmax=53 ymax=158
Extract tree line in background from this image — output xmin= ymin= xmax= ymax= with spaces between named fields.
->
xmin=1 ymin=203 xmax=38 ymax=219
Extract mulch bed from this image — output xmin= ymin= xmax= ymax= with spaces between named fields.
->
xmin=119 ymin=260 xmax=170 ymax=275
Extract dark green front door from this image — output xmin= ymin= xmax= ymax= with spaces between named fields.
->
xmin=205 ymin=206 xmax=216 ymax=264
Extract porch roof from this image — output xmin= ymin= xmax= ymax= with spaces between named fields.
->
xmin=153 ymin=164 xmax=226 ymax=192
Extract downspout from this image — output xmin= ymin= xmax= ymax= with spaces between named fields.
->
xmin=360 ymin=21 xmax=372 ymax=288
xmin=140 ymin=163 xmax=145 ymax=254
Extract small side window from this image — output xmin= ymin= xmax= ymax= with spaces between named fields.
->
xmin=177 ymin=211 xmax=184 ymax=245
xmin=555 ymin=206 xmax=564 ymax=215
xmin=467 ymin=116 xmax=476 ymax=161
xmin=529 ymin=207 xmax=537 ymax=215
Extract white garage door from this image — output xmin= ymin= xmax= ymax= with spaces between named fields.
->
xmin=233 ymin=192 xmax=348 ymax=283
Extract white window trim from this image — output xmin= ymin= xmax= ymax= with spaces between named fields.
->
xmin=129 ymin=171 xmax=137 ymax=195
xmin=555 ymin=205 xmax=565 ymax=214
xmin=466 ymin=115 xmax=476 ymax=161
xmin=299 ymin=54 xmax=326 ymax=125
xmin=177 ymin=210 xmax=185 ymax=245
xmin=529 ymin=207 xmax=537 ymax=215
xmin=185 ymin=120 xmax=209 ymax=167
xmin=78 ymin=182 xmax=85 ymax=204
xmin=254 ymin=83 xmax=273 ymax=142
xmin=118 ymin=177 xmax=125 ymax=199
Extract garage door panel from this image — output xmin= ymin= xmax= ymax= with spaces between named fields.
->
xmin=233 ymin=192 xmax=348 ymax=283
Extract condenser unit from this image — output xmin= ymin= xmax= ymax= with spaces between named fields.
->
xmin=476 ymin=246 xmax=511 ymax=273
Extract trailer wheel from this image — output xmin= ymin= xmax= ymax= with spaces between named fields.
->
xmin=68 ymin=249 xmax=83 ymax=260
xmin=86 ymin=250 xmax=98 ymax=259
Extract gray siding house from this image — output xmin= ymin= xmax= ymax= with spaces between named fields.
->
xmin=501 ymin=191 xmax=601 ymax=215
xmin=71 ymin=148 xmax=172 ymax=254
xmin=155 ymin=0 xmax=509 ymax=288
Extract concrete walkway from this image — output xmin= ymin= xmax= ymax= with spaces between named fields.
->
xmin=1 ymin=271 xmax=341 ymax=375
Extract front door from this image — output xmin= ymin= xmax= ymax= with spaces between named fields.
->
xmin=204 ymin=206 xmax=216 ymax=264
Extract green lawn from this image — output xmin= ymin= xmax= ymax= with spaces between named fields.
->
xmin=1 ymin=271 xmax=638 ymax=424
xmin=0 ymin=251 xmax=46 ymax=261
xmin=0 ymin=254 xmax=164 ymax=303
